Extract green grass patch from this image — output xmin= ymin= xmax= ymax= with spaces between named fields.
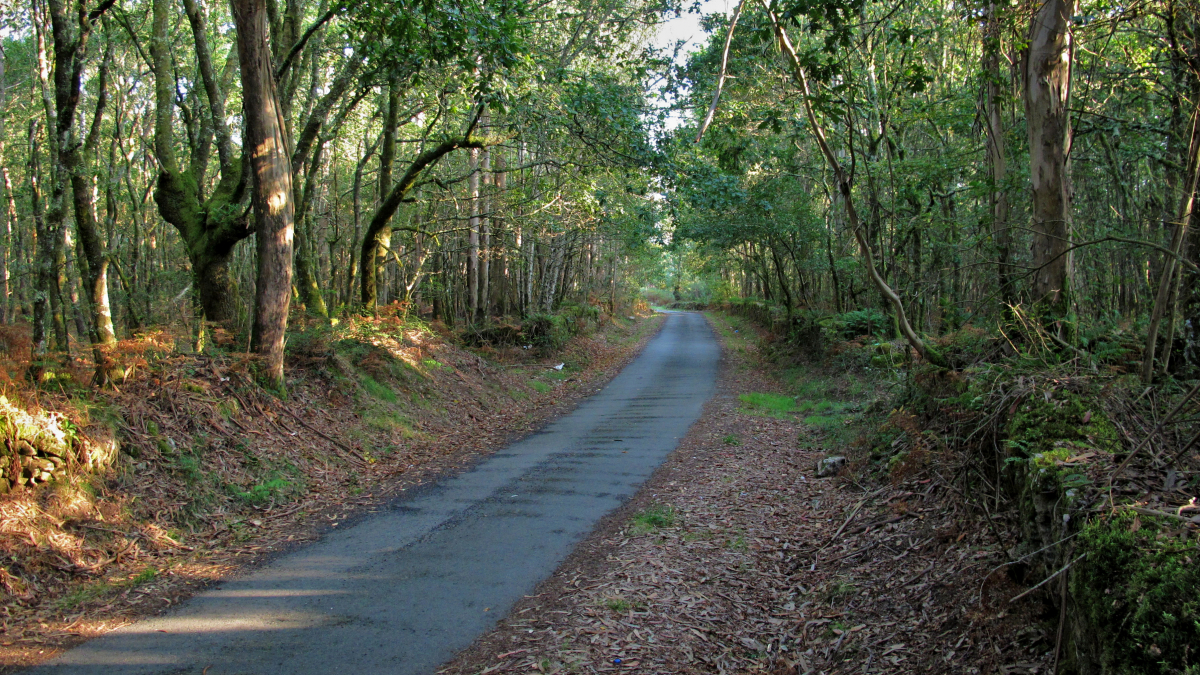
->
xmin=630 ymin=504 xmax=676 ymax=534
xmin=130 ymin=566 xmax=158 ymax=585
xmin=739 ymin=392 xmax=797 ymax=417
xmin=605 ymin=597 xmax=631 ymax=612
xmin=361 ymin=375 xmax=398 ymax=403
xmin=55 ymin=580 xmax=114 ymax=610
xmin=364 ymin=408 xmax=415 ymax=436
xmin=229 ymin=477 xmax=296 ymax=506
xmin=804 ymin=414 xmax=847 ymax=430
xmin=529 ymin=381 xmax=552 ymax=394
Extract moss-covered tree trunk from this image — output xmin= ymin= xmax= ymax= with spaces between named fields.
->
xmin=152 ymin=0 xmax=251 ymax=328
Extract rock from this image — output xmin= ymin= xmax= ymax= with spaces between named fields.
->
xmin=816 ymin=456 xmax=847 ymax=478
xmin=16 ymin=440 xmax=36 ymax=456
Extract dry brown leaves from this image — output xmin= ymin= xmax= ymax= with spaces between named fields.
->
xmin=443 ymin=317 xmax=1052 ymax=675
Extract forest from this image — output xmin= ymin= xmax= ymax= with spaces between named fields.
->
xmin=0 ymin=0 xmax=667 ymax=389
xmin=0 ymin=0 xmax=1198 ymax=671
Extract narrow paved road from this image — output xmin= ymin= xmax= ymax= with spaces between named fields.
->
xmin=33 ymin=312 xmax=720 ymax=675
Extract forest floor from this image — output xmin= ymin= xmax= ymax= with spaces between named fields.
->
xmin=443 ymin=312 xmax=1055 ymax=675
xmin=0 ymin=311 xmax=665 ymax=670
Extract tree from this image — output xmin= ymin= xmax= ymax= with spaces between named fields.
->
xmin=233 ymin=0 xmax=295 ymax=389
xmin=1024 ymin=0 xmax=1077 ymax=330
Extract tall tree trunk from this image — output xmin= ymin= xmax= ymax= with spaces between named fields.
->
xmin=0 ymin=44 xmax=9 ymax=325
xmin=0 ymin=166 xmax=14 ymax=324
xmin=359 ymin=133 xmax=484 ymax=307
xmin=983 ymin=1 xmax=1015 ymax=312
xmin=1024 ymin=0 xmax=1076 ymax=329
xmin=234 ymin=0 xmax=294 ymax=389
xmin=28 ymin=120 xmax=55 ymax=380
xmin=70 ymin=43 xmax=122 ymax=381
xmin=468 ymin=147 xmax=481 ymax=320
xmin=493 ymin=150 xmax=507 ymax=316
xmin=480 ymin=146 xmax=491 ymax=320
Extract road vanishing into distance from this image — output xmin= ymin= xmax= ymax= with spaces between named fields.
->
xmin=32 ymin=312 xmax=720 ymax=675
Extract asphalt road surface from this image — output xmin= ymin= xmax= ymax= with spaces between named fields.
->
xmin=32 ymin=311 xmax=720 ymax=675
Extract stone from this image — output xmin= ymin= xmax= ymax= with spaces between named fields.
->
xmin=16 ymin=440 xmax=36 ymax=456
xmin=816 ymin=456 xmax=847 ymax=478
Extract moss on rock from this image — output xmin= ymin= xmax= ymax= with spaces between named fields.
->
xmin=1068 ymin=511 xmax=1200 ymax=674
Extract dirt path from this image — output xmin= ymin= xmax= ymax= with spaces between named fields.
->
xmin=443 ymin=313 xmax=1047 ymax=675
xmin=25 ymin=312 xmax=721 ymax=675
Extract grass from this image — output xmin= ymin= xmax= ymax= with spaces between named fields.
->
xmin=725 ymin=535 xmax=748 ymax=551
xmin=738 ymin=392 xmax=797 ymax=418
xmin=361 ymin=375 xmax=398 ymax=403
xmin=804 ymin=414 xmax=847 ymax=430
xmin=364 ymin=408 xmax=415 ymax=436
xmin=229 ymin=477 xmax=296 ymax=505
xmin=605 ymin=597 xmax=631 ymax=612
xmin=723 ymin=434 xmax=740 ymax=446
xmin=56 ymin=565 xmax=160 ymax=610
xmin=529 ymin=380 xmax=552 ymax=394
xmin=630 ymin=504 xmax=676 ymax=534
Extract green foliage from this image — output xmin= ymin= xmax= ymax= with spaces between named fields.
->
xmin=1004 ymin=388 xmax=1117 ymax=459
xmin=831 ymin=308 xmax=889 ymax=340
xmin=529 ymin=380 xmax=552 ymax=394
xmin=1072 ymin=512 xmax=1200 ymax=674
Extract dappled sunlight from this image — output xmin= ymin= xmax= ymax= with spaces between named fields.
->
xmin=205 ymin=588 xmax=352 ymax=598
xmin=120 ymin=612 xmax=330 ymax=634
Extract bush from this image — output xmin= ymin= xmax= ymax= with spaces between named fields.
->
xmin=834 ymin=308 xmax=889 ymax=339
xmin=522 ymin=313 xmax=571 ymax=351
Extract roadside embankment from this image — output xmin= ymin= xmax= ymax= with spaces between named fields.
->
xmin=0 ymin=310 xmax=663 ymax=669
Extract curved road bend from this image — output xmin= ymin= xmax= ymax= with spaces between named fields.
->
xmin=31 ymin=311 xmax=720 ymax=675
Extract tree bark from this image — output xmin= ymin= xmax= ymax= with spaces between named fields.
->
xmin=0 ymin=44 xmax=9 ymax=325
xmin=480 ymin=146 xmax=491 ymax=320
xmin=28 ymin=119 xmax=55 ymax=380
xmin=233 ymin=0 xmax=295 ymax=389
xmin=983 ymin=1 xmax=1015 ymax=312
xmin=468 ymin=147 xmax=481 ymax=320
xmin=1024 ymin=0 xmax=1076 ymax=327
